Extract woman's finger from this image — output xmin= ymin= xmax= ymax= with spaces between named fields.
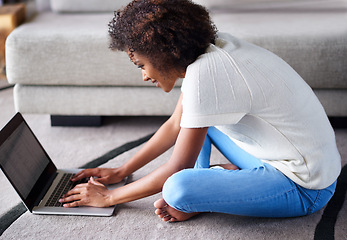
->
xmin=59 ymin=192 xmax=82 ymax=204
xmin=71 ymin=169 xmax=95 ymax=181
xmin=89 ymin=177 xmax=105 ymax=186
xmin=61 ymin=183 xmax=88 ymax=198
xmin=71 ymin=171 xmax=87 ymax=181
xmin=62 ymin=200 xmax=83 ymax=208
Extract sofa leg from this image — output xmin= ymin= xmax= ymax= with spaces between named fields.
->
xmin=50 ymin=115 xmax=102 ymax=127
xmin=329 ymin=117 xmax=347 ymax=128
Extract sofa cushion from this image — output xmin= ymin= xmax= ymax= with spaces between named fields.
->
xmin=195 ymin=0 xmax=300 ymax=7
xmin=211 ymin=10 xmax=347 ymax=89
xmin=12 ymin=85 xmax=347 ymax=116
xmin=50 ymin=0 xmax=347 ymax=13
xmin=194 ymin=0 xmax=347 ymax=11
xmin=13 ymin=84 xmax=181 ymax=115
xmin=50 ymin=0 xmax=131 ymax=13
xmin=6 ymin=11 xmax=347 ymax=89
xmin=6 ymin=13 xmax=149 ymax=87
xmin=36 ymin=0 xmax=51 ymax=12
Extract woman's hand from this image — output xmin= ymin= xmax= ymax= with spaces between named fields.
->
xmin=59 ymin=177 xmax=113 ymax=208
xmin=71 ymin=168 xmax=126 ymax=185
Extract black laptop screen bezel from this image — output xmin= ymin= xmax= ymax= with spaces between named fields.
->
xmin=0 ymin=113 xmax=57 ymax=211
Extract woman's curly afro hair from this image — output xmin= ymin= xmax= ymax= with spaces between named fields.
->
xmin=109 ymin=0 xmax=217 ymax=72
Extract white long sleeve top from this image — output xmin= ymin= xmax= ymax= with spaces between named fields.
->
xmin=180 ymin=33 xmax=341 ymax=189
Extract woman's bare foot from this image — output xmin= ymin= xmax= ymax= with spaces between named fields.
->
xmin=210 ymin=163 xmax=239 ymax=170
xmin=154 ymin=198 xmax=199 ymax=222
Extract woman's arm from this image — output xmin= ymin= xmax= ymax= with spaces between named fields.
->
xmin=61 ymin=126 xmax=208 ymax=207
xmin=70 ymin=94 xmax=184 ymax=184
xmin=60 ymin=93 xmax=209 ymax=207
xmin=117 ymin=93 xmax=184 ymax=177
xmin=108 ymin=126 xmax=208 ymax=205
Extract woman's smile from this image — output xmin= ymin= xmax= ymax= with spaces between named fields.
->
xmin=151 ymin=80 xmax=159 ymax=87
xmin=129 ymin=51 xmax=185 ymax=92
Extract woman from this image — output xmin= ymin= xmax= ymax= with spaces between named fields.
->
xmin=60 ymin=0 xmax=341 ymax=222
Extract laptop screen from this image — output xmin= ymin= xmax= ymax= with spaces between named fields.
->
xmin=0 ymin=122 xmax=49 ymax=198
xmin=0 ymin=113 xmax=56 ymax=210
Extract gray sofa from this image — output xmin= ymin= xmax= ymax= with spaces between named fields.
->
xmin=5 ymin=0 xmax=347 ymax=125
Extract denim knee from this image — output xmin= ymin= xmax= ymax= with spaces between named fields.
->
xmin=162 ymin=169 xmax=196 ymax=213
xmin=303 ymin=180 xmax=337 ymax=215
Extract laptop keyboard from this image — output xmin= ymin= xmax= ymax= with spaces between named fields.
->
xmin=45 ymin=173 xmax=87 ymax=207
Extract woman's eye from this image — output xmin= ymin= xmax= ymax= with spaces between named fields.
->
xmin=137 ymin=65 xmax=144 ymax=70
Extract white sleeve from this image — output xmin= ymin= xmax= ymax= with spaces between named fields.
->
xmin=180 ymin=46 xmax=251 ymax=128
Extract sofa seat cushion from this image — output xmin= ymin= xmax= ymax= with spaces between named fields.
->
xmin=13 ymin=84 xmax=347 ymax=116
xmin=212 ymin=11 xmax=347 ymax=89
xmin=6 ymin=12 xmax=150 ymax=87
xmin=13 ymin=84 xmax=181 ymax=115
xmin=50 ymin=0 xmax=130 ymax=13
xmin=194 ymin=0 xmax=347 ymax=11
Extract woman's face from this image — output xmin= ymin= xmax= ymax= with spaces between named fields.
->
xmin=129 ymin=51 xmax=185 ymax=93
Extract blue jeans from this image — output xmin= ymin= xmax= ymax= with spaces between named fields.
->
xmin=162 ymin=127 xmax=336 ymax=217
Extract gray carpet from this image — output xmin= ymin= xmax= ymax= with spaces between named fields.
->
xmin=0 ymin=85 xmax=346 ymax=240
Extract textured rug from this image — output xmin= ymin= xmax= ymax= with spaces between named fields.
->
xmin=0 ymin=85 xmax=346 ymax=240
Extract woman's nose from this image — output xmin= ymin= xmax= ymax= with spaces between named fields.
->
xmin=142 ymin=71 xmax=150 ymax=81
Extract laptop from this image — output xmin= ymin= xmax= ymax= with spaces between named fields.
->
xmin=0 ymin=112 xmax=127 ymax=216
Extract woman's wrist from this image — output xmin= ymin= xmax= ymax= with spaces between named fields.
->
xmin=114 ymin=165 xmax=131 ymax=180
xmin=106 ymin=188 xmax=117 ymax=206
xmin=107 ymin=184 xmax=128 ymax=206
